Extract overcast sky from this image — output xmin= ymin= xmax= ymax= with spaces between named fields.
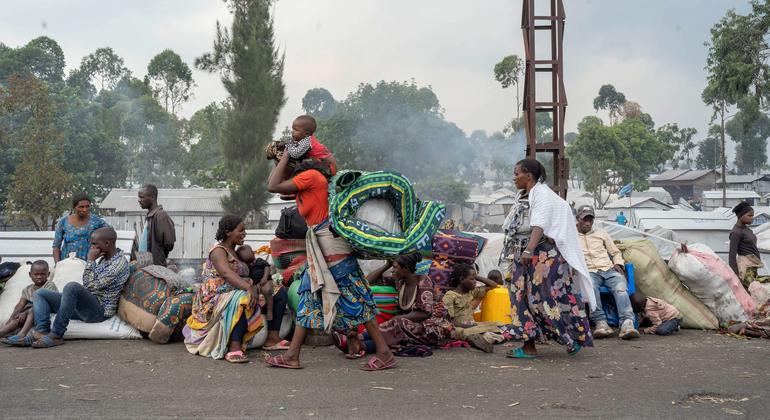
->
xmin=1 ymin=0 xmax=753 ymax=159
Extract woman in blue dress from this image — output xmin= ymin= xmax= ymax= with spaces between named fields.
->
xmin=52 ymin=192 xmax=110 ymax=263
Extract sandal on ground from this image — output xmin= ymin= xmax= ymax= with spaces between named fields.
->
xmin=0 ymin=334 xmax=34 ymax=347
xmin=346 ymin=349 xmax=366 ymax=359
xmin=265 ymin=354 xmax=303 ymax=369
xmin=505 ymin=347 xmax=538 ymax=359
xmin=359 ymin=355 xmax=397 ymax=371
xmin=568 ymin=343 xmax=582 ymax=356
xmin=31 ymin=334 xmax=64 ymax=349
xmin=466 ymin=333 xmax=494 ymax=353
xmin=263 ymin=340 xmax=291 ymax=351
xmin=225 ymin=350 xmax=249 ymax=363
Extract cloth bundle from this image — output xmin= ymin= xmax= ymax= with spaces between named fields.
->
xmin=270 ymin=238 xmax=308 ymax=286
xmin=428 ymin=230 xmax=487 ymax=291
xmin=328 ymin=170 xmax=445 ymax=259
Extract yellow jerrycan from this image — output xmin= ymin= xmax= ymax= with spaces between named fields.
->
xmin=479 ymin=286 xmax=512 ymax=324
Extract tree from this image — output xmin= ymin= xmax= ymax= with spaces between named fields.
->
xmin=78 ymin=47 xmax=130 ymax=92
xmin=414 ymin=176 xmax=470 ymax=206
xmin=0 ymin=36 xmax=66 ymax=84
xmin=696 ymin=125 xmax=722 ymax=170
xmin=183 ymin=102 xmax=229 ymax=187
xmin=197 ymin=0 xmax=286 ymax=221
xmin=301 ymin=87 xmax=338 ymax=119
xmin=146 ymin=49 xmax=195 ymax=115
xmin=493 ymin=55 xmax=524 ymax=122
xmin=727 ymin=96 xmax=770 ymax=174
xmin=2 ymin=75 xmax=71 ymax=230
xmin=656 ymin=123 xmax=698 ymax=169
xmin=593 ymin=84 xmax=626 ymax=126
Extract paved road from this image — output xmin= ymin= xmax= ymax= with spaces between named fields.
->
xmin=0 ymin=330 xmax=768 ymax=419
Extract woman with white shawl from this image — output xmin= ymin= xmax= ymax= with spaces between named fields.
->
xmin=501 ymin=158 xmax=595 ymax=358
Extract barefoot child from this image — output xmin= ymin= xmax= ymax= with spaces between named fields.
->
xmin=0 ymin=261 xmax=57 ymax=344
xmin=630 ymin=293 xmax=682 ymax=336
xmin=236 ymin=245 xmax=274 ymax=322
xmin=442 ymin=264 xmax=503 ymax=353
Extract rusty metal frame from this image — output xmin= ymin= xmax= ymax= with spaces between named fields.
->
xmin=521 ymin=0 xmax=568 ymax=198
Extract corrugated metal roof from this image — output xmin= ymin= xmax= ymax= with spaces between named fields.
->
xmin=702 ymin=190 xmax=760 ymax=199
xmin=635 ymin=209 xmax=735 ymax=231
xmin=100 ymin=188 xmax=229 ymax=214
xmin=651 ymin=169 xmax=690 ymax=181
xmin=673 ymin=169 xmax=717 ymax=181
xmin=0 ymin=230 xmax=135 ymax=264
xmin=721 ymin=174 xmax=770 ymax=184
xmin=652 ymin=169 xmax=718 ymax=182
xmin=604 ymin=197 xmax=672 ymax=209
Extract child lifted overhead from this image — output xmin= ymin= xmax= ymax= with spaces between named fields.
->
xmin=266 ymin=115 xmax=338 ymax=176
xmin=442 ymin=263 xmax=504 ymax=353
xmin=0 ymin=261 xmax=57 ymax=345
xmin=236 ymin=245 xmax=274 ymax=322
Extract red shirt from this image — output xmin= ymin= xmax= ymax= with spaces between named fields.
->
xmin=292 ymin=169 xmax=329 ymax=226
xmin=308 ymin=136 xmax=332 ymax=159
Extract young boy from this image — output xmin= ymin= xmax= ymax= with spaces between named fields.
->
xmin=487 ymin=269 xmax=504 ymax=285
xmin=0 ymin=260 xmax=57 ymax=343
xmin=236 ymin=245 xmax=274 ymax=321
xmin=266 ymin=115 xmax=338 ymax=176
xmin=630 ymin=293 xmax=682 ymax=336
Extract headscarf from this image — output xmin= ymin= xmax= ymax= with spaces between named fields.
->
xmin=733 ymin=201 xmax=753 ymax=219
xmin=395 ymin=253 xmax=422 ymax=274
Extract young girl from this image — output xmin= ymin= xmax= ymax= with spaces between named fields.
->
xmin=442 ymin=264 xmax=503 ymax=353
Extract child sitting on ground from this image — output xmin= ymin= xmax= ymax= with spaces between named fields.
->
xmin=0 ymin=260 xmax=57 ymax=345
xmin=442 ymin=264 xmax=504 ymax=353
xmin=236 ymin=245 xmax=274 ymax=321
xmin=630 ymin=292 xmax=682 ymax=336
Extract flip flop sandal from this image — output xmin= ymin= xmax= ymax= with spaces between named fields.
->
xmin=31 ymin=335 xmax=64 ymax=349
xmin=265 ymin=354 xmax=303 ymax=369
xmin=505 ymin=347 xmax=538 ymax=359
xmin=345 ymin=350 xmax=366 ymax=359
xmin=359 ymin=355 xmax=397 ymax=371
xmin=568 ymin=343 xmax=582 ymax=356
xmin=0 ymin=334 xmax=34 ymax=347
xmin=332 ymin=332 xmax=348 ymax=354
xmin=263 ymin=340 xmax=291 ymax=351
xmin=225 ymin=351 xmax=249 ymax=363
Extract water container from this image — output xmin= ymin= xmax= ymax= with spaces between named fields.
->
xmin=479 ymin=286 xmax=512 ymax=323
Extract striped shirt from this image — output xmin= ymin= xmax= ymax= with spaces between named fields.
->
xmin=82 ymin=249 xmax=130 ymax=317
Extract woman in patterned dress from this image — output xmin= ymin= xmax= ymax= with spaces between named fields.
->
xmin=183 ymin=215 xmax=262 ymax=363
xmin=52 ymin=192 xmax=110 ymax=263
xmin=501 ymin=158 xmax=594 ymax=359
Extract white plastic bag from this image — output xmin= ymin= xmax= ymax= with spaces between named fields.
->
xmin=354 ymin=199 xmax=402 ymax=233
xmin=0 ymin=264 xmax=33 ymax=323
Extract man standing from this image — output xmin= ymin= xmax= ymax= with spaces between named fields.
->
xmin=30 ymin=227 xmax=130 ymax=348
xmin=575 ymin=205 xmax=640 ymax=339
xmin=615 ymin=211 xmax=628 ymax=226
xmin=134 ymin=184 xmax=176 ymax=266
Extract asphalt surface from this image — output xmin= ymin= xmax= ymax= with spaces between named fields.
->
xmin=0 ymin=330 xmax=768 ymax=419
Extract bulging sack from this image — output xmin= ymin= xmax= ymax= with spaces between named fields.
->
xmin=668 ymin=243 xmax=755 ymax=324
xmin=617 ymin=238 xmax=718 ymax=330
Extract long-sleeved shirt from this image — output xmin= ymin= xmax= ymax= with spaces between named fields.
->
xmin=641 ymin=297 xmax=680 ymax=334
xmin=577 ymin=228 xmax=624 ymax=273
xmin=729 ymin=224 xmax=760 ymax=276
xmin=82 ymin=249 xmax=130 ymax=317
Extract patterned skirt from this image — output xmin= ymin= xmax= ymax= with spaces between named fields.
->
xmin=506 ymin=241 xmax=593 ymax=350
xmin=296 ymin=256 xmax=377 ymax=331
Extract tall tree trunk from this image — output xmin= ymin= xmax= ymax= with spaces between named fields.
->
xmin=720 ymin=100 xmax=726 ymax=208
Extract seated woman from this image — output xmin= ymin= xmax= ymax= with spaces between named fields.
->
xmin=183 ymin=215 xmax=262 ymax=363
xmin=442 ymin=263 xmax=504 ymax=353
xmin=52 ymin=192 xmax=110 ymax=263
xmin=335 ymin=254 xmax=453 ymax=356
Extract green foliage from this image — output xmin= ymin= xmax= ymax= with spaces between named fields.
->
xmin=655 ymin=123 xmax=698 ymax=169
xmin=146 ymin=49 xmax=195 ymax=115
xmin=77 ymin=47 xmax=130 ymax=92
xmin=301 ymin=87 xmax=338 ymax=119
xmin=696 ymin=125 xmax=722 ymax=170
xmin=2 ymin=75 xmax=71 ymax=230
xmin=493 ymin=55 xmax=523 ymax=89
xmin=727 ymin=97 xmax=770 ymax=174
xmin=313 ymin=80 xmax=480 ymax=186
xmin=593 ymin=84 xmax=626 ymax=125
xmin=183 ymin=102 xmax=230 ymax=187
xmin=197 ymin=0 xmax=286 ymax=222
xmin=567 ymin=116 xmax=673 ymax=207
xmin=414 ymin=176 xmax=470 ymax=206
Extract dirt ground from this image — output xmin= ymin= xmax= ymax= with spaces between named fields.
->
xmin=0 ymin=330 xmax=768 ymax=419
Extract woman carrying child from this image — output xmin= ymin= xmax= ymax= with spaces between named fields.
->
xmin=501 ymin=158 xmax=594 ymax=358
xmin=183 ymin=215 xmax=262 ymax=363
xmin=335 ymin=253 xmax=453 ymax=356
xmin=266 ymin=152 xmax=395 ymax=371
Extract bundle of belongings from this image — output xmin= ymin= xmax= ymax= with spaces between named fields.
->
xmin=117 ymin=261 xmax=197 ymax=343
xmin=428 ymin=230 xmax=488 ymax=292
xmin=0 ymin=257 xmax=141 ymax=340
